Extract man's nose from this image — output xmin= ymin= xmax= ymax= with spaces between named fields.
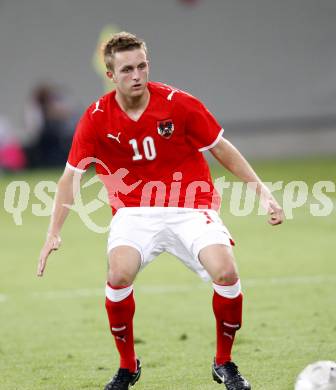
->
xmin=132 ymin=69 xmax=140 ymax=80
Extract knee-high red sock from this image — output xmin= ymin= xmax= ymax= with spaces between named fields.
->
xmin=105 ymin=283 xmax=137 ymax=372
xmin=212 ymin=286 xmax=243 ymax=365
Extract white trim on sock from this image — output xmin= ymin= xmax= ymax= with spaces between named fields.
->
xmin=213 ymin=279 xmax=241 ymax=299
xmin=105 ymin=284 xmax=133 ymax=302
xmin=111 ymin=325 xmax=127 ymax=332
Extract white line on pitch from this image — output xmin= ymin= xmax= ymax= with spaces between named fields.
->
xmin=28 ymin=274 xmax=336 ymax=299
xmin=0 ymin=294 xmax=8 ymax=302
xmin=244 ymin=274 xmax=336 ymax=287
xmin=1 ymin=274 xmax=335 ymax=302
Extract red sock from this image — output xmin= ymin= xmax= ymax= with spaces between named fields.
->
xmin=212 ymin=291 xmax=243 ymax=365
xmin=105 ymin=286 xmax=137 ymax=372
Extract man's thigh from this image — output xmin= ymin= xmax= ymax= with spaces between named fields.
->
xmin=107 ymin=245 xmax=142 ymax=285
xmin=198 ymin=244 xmax=238 ymax=284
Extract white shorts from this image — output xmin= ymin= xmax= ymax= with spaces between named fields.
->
xmin=107 ymin=207 xmax=234 ymax=281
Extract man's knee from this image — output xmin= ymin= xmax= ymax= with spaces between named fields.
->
xmin=108 ymin=267 xmax=135 ymax=286
xmin=199 ymin=244 xmax=239 ymax=284
xmin=213 ymin=268 xmax=239 ymax=285
xmin=212 ymin=255 xmax=239 ymax=285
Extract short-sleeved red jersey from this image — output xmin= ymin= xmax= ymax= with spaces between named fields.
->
xmin=67 ymin=82 xmax=224 ymax=213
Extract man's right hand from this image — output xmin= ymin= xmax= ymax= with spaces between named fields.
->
xmin=37 ymin=234 xmax=62 ymax=277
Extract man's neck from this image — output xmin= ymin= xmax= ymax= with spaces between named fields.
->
xmin=115 ymin=87 xmax=150 ymax=113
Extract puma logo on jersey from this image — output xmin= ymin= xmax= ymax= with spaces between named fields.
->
xmin=92 ymin=100 xmax=104 ymax=114
xmin=107 ymin=132 xmax=121 ymax=143
xmin=167 ymin=89 xmax=179 ymax=101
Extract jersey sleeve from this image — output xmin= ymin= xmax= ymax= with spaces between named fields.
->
xmin=185 ymin=97 xmax=224 ymax=152
xmin=66 ymin=109 xmax=96 ymax=173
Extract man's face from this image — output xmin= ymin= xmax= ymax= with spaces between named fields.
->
xmin=107 ymin=48 xmax=149 ymax=98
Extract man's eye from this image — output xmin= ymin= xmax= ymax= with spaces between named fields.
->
xmin=122 ymin=68 xmax=131 ymax=73
xmin=138 ymin=63 xmax=146 ymax=69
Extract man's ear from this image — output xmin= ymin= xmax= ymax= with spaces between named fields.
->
xmin=106 ymin=71 xmax=115 ymax=82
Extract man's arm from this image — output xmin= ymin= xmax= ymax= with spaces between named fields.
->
xmin=210 ymin=137 xmax=284 ymax=225
xmin=37 ymin=167 xmax=82 ymax=276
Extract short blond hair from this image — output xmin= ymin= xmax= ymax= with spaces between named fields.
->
xmin=103 ymin=31 xmax=147 ymax=71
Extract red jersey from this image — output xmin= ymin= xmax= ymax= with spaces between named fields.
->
xmin=67 ymin=82 xmax=224 ymax=213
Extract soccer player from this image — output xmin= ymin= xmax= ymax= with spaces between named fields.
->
xmin=37 ymin=32 xmax=284 ymax=390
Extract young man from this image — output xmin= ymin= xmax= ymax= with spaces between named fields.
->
xmin=37 ymin=32 xmax=284 ymax=390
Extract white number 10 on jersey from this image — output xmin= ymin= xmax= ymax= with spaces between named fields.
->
xmin=129 ymin=137 xmax=157 ymax=161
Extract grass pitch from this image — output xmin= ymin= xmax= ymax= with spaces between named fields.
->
xmin=0 ymin=157 xmax=335 ymax=390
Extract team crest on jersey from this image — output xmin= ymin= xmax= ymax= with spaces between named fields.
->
xmin=157 ymin=119 xmax=174 ymax=139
